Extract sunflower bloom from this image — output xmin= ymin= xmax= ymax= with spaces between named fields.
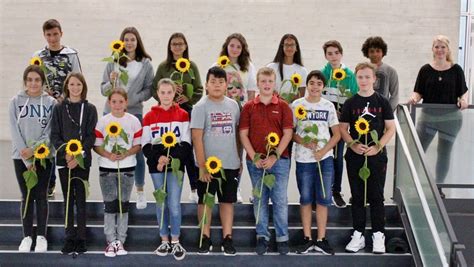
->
xmin=294 ymin=105 xmax=307 ymax=120
xmin=217 ymin=56 xmax=230 ymax=68
xmin=65 ymin=139 xmax=83 ymax=156
xmin=176 ymin=58 xmax=191 ymax=73
xmin=355 ymin=117 xmax=370 ymax=135
xmin=266 ymin=132 xmax=280 ymax=147
xmin=110 ymin=40 xmax=124 ymax=53
xmin=332 ymin=68 xmax=346 ymax=81
xmin=30 ymin=56 xmax=43 ymax=66
xmin=205 ymin=156 xmax=222 ymax=175
xmin=290 ymin=73 xmax=302 ymax=87
xmin=105 ymin=122 xmax=122 ymax=138
xmin=162 ymin=131 xmax=177 ymax=148
xmin=34 ymin=144 xmax=50 ymax=159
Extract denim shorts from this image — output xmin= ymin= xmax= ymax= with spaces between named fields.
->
xmin=296 ymin=157 xmax=334 ymax=206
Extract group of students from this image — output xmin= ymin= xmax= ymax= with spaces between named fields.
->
xmin=10 ymin=18 xmax=468 ymax=260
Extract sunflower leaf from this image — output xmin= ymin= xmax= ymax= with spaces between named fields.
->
xmin=188 ymin=68 xmax=195 ymax=79
xmin=253 ymin=153 xmax=263 ymax=164
xmin=302 ymin=135 xmax=313 ymax=144
xmin=370 ymin=130 xmax=379 ymax=143
xmin=358 ymin=166 xmax=371 ymax=181
xmin=263 ymin=174 xmax=276 ymax=189
xmin=170 ymin=71 xmax=181 ymax=81
xmin=253 ymin=187 xmax=262 ymax=198
xmin=185 ymin=83 xmax=194 ymax=99
xmin=104 ymin=135 xmax=110 ymax=146
xmin=220 ymin=169 xmax=226 ymax=181
xmin=75 ymin=154 xmax=85 ymax=169
xmin=303 ymin=126 xmax=312 ymax=133
xmin=81 ymin=179 xmax=90 ymax=199
xmin=198 ymin=214 xmax=207 ymax=227
xmin=119 ymin=71 xmax=129 ymax=85
xmin=120 ymin=130 xmax=129 ymax=144
xmin=102 ymin=57 xmax=114 ymax=63
xmin=40 ymin=158 xmax=46 ymax=169
xmin=204 ymin=192 xmax=215 ymax=209
xmin=153 ymin=188 xmax=167 ymax=205
xmin=311 ymin=124 xmax=319 ymax=135
xmin=171 ymin=158 xmax=181 ymax=173
xmin=23 ymin=170 xmax=38 ymax=190
xmin=216 ymin=177 xmax=223 ymax=195
xmin=175 ymin=170 xmax=184 ymax=187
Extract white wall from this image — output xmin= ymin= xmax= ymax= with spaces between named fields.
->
xmin=0 ymin=0 xmax=460 ymax=140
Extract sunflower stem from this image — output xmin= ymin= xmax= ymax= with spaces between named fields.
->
xmin=65 ymin=167 xmax=71 ymax=228
xmin=256 ymin=149 xmax=271 ymax=225
xmin=22 ymin=190 xmax=31 ymax=219
xmin=317 ymin=160 xmax=326 ymax=199
xmin=199 ymin=181 xmax=210 ymax=248
xmin=117 ymin=142 xmax=123 ymax=218
xmin=364 ymin=134 xmax=368 ymax=207
xmin=160 ymin=148 xmax=171 ymax=231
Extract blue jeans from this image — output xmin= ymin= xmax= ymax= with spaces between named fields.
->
xmin=246 ymin=158 xmax=290 ymax=242
xmin=332 ymin=139 xmax=344 ymax=193
xmin=296 ymin=157 xmax=334 ymax=206
xmin=150 ymin=172 xmax=183 ymax=238
xmin=133 ymin=114 xmax=146 ymax=188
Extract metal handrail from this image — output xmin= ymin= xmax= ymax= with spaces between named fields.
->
xmin=395 ymin=104 xmax=465 ymax=266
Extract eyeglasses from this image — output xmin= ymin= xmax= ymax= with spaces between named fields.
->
xmin=171 ymin=43 xmax=186 ymax=47
xmin=227 ymin=86 xmax=241 ymax=90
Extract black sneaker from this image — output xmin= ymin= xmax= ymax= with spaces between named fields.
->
xmin=255 ymin=237 xmax=268 ymax=255
xmin=171 ymin=242 xmax=186 ymax=261
xmin=198 ymin=235 xmax=212 ymax=255
xmin=61 ymin=239 xmax=75 ymax=255
xmin=221 ymin=235 xmax=236 ymax=256
xmin=47 ymin=185 xmax=55 ymax=198
xmin=332 ymin=192 xmax=347 ymax=208
xmin=277 ymin=241 xmax=289 ymax=255
xmin=314 ymin=238 xmax=335 ymax=255
xmin=296 ymin=237 xmax=314 ymax=254
xmin=75 ymin=239 xmax=87 ymax=254
xmin=155 ymin=241 xmax=171 ymax=256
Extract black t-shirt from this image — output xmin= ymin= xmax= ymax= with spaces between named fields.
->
xmin=49 ymin=47 xmax=64 ymax=57
xmin=341 ymin=92 xmax=394 ymax=145
xmin=414 ymin=64 xmax=468 ymax=104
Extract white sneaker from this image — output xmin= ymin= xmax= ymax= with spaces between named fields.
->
xmin=136 ymin=191 xmax=147 ymax=209
xmin=19 ymin=236 xmax=32 ymax=252
xmin=189 ymin=190 xmax=199 ymax=203
xmin=34 ymin=236 xmax=48 ymax=252
xmin=236 ymin=188 xmax=243 ymax=203
xmin=345 ymin=230 xmax=365 ymax=253
xmin=372 ymin=231 xmax=386 ymax=254
xmin=104 ymin=242 xmax=116 ymax=257
xmin=114 ymin=240 xmax=128 ymax=256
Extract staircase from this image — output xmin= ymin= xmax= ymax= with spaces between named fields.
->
xmin=0 ymin=200 xmax=414 ymax=266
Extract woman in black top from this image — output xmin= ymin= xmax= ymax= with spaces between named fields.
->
xmin=409 ymin=35 xmax=469 ymax=193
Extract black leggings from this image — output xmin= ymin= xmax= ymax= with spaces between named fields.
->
xmin=345 ymin=151 xmax=387 ymax=233
xmin=58 ymin=167 xmax=90 ymax=241
xmin=14 ymin=159 xmax=52 ymax=237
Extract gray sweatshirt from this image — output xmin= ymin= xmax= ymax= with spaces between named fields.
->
xmin=374 ymin=63 xmax=399 ymax=111
xmin=9 ymin=90 xmax=57 ymax=167
xmin=100 ymin=58 xmax=154 ymax=115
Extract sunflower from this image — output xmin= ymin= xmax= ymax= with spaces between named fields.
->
xmin=205 ymin=156 xmax=222 ymax=175
xmin=176 ymin=58 xmax=191 ymax=73
xmin=105 ymin=122 xmax=122 ymax=138
xmin=332 ymin=68 xmax=346 ymax=81
xmin=110 ymin=40 xmax=124 ymax=53
xmin=65 ymin=139 xmax=83 ymax=156
xmin=266 ymin=132 xmax=280 ymax=147
xmin=354 ymin=117 xmax=370 ymax=135
xmin=162 ymin=131 xmax=177 ymax=148
xmin=294 ymin=105 xmax=307 ymax=120
xmin=34 ymin=144 xmax=50 ymax=159
xmin=290 ymin=73 xmax=302 ymax=87
xmin=217 ymin=55 xmax=230 ymax=68
xmin=30 ymin=56 xmax=43 ymax=66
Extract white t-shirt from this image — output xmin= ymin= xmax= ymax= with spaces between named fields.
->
xmin=95 ymin=113 xmax=142 ymax=169
xmin=291 ymin=97 xmax=339 ymax=163
xmin=211 ymin=61 xmax=257 ymax=104
xmin=267 ymin=62 xmax=308 ymax=95
xmin=125 ymin=60 xmax=143 ymax=92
